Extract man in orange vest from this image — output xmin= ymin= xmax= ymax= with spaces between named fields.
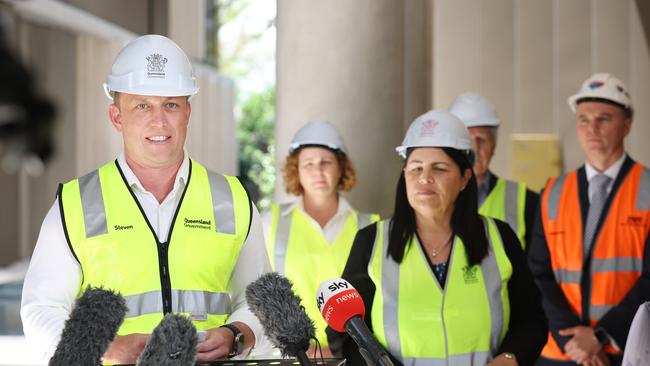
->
xmin=529 ymin=73 xmax=650 ymax=366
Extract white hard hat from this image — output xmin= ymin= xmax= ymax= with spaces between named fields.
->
xmin=448 ymin=92 xmax=500 ymax=128
xmin=289 ymin=121 xmax=348 ymax=154
xmin=568 ymin=73 xmax=632 ymax=112
xmin=104 ymin=34 xmax=199 ymax=100
xmin=396 ymin=110 xmax=474 ymax=159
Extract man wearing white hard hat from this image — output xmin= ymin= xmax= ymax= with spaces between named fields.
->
xmin=262 ymin=121 xmax=379 ymax=355
xmin=327 ymin=110 xmax=547 ymax=365
xmin=21 ymin=35 xmax=273 ymax=363
xmin=529 ymin=73 xmax=650 ymax=366
xmin=449 ymin=92 xmax=539 ymax=250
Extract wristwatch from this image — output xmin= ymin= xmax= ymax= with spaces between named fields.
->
xmin=594 ymin=328 xmax=610 ymax=346
xmin=220 ymin=323 xmax=245 ymax=358
xmin=502 ymin=352 xmax=517 ymax=362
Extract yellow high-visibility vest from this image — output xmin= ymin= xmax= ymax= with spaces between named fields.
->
xmin=369 ymin=217 xmax=512 ymax=365
xmin=266 ymin=203 xmax=379 ymax=345
xmin=480 ymin=178 xmax=528 ymax=248
xmin=59 ymin=160 xmax=251 ymax=335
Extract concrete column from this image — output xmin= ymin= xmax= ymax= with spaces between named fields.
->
xmin=276 ymin=0 xmax=430 ymax=216
xmin=187 ymin=66 xmax=237 ymax=175
xmin=432 ymin=0 xmax=650 ymax=178
xmin=168 ymin=0 xmax=206 ymax=60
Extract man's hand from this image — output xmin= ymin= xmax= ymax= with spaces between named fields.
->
xmin=196 ymin=327 xmax=233 ymax=361
xmin=196 ymin=322 xmax=255 ymax=361
xmin=560 ymin=326 xmax=601 ymax=364
xmin=307 ymin=344 xmax=334 ymax=358
xmin=486 ymin=353 xmax=518 ymax=366
xmin=583 ymin=349 xmax=611 ymax=366
xmin=102 ymin=333 xmax=149 ymax=364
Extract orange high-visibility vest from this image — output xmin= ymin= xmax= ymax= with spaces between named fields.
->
xmin=539 ymin=163 xmax=650 ymax=360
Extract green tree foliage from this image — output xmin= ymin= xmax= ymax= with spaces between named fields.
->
xmin=209 ymin=0 xmax=276 ymax=209
xmin=238 ymin=86 xmax=275 ymax=210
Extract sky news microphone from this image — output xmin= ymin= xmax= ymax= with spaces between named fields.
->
xmin=49 ymin=287 xmax=127 ymax=366
xmin=136 ymin=313 xmax=197 ymax=366
xmin=317 ymin=278 xmax=394 ymax=366
xmin=245 ymin=272 xmax=315 ymax=366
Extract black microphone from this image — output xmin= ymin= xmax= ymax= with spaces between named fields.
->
xmin=245 ymin=272 xmax=315 ymax=366
xmin=317 ymin=278 xmax=394 ymax=366
xmin=136 ymin=313 xmax=198 ymax=366
xmin=49 ymin=286 xmax=127 ymax=366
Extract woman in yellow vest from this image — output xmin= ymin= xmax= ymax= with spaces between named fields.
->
xmin=262 ymin=121 xmax=379 ymax=355
xmin=327 ymin=110 xmax=547 ymax=366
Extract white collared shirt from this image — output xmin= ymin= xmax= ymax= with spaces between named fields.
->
xmin=584 ymin=154 xmax=626 ymax=203
xmin=261 ymin=195 xmax=357 ymax=245
xmin=21 ymin=151 xmax=274 ymax=362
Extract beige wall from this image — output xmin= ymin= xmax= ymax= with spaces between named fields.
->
xmin=433 ymin=0 xmax=650 ymax=181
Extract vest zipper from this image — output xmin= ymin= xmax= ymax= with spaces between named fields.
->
xmin=113 ymin=159 xmax=193 ymax=318
xmin=158 ymin=240 xmax=172 ymax=314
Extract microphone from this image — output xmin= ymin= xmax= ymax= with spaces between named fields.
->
xmin=136 ymin=313 xmax=198 ymax=366
xmin=317 ymin=278 xmax=394 ymax=366
xmin=245 ymin=272 xmax=315 ymax=366
xmin=49 ymin=286 xmax=127 ymax=366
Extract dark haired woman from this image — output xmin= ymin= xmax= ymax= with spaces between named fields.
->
xmin=327 ymin=111 xmax=547 ymax=365
xmin=262 ymin=121 xmax=379 ymax=353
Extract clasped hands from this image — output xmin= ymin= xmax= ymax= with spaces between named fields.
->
xmin=560 ymin=326 xmax=610 ymax=366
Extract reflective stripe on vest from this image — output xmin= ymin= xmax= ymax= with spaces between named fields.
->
xmin=77 ymin=167 xmax=239 ymax=238
xmin=266 ymin=203 xmax=379 ymax=345
xmin=78 ymin=170 xmax=108 ymax=238
xmin=398 ymin=353 xmax=491 ymax=366
xmin=479 ymin=178 xmax=528 ymax=248
xmin=540 ymin=163 xmax=650 ymax=360
xmin=60 ymin=160 xmax=250 ymax=335
xmin=357 ymin=213 xmax=373 ymax=230
xmin=272 ymin=203 xmax=294 ymax=274
xmin=124 ymin=289 xmax=231 ymax=318
xmin=369 ymin=217 xmax=511 ymax=363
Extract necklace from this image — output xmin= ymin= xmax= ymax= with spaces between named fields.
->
xmin=431 ymin=234 xmax=454 ymax=258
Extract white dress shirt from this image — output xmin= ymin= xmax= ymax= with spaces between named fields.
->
xmin=584 ymin=153 xmax=626 ymax=203
xmin=21 ymin=151 xmax=274 ymax=362
xmin=261 ymin=196 xmax=357 ymax=245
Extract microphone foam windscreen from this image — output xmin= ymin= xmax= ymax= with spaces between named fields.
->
xmin=245 ymin=272 xmax=315 ymax=357
xmin=137 ymin=313 xmax=197 ymax=366
xmin=49 ymin=286 xmax=127 ymax=366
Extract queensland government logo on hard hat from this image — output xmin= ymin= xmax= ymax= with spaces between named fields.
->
xmin=146 ymin=53 xmax=168 ymax=78
xmin=420 ymin=119 xmax=439 ymax=137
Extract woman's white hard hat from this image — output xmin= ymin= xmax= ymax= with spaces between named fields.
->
xmin=396 ymin=110 xmax=474 ymax=160
xmin=288 ymin=121 xmax=348 ymax=154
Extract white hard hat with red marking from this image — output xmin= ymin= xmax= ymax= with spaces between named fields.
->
xmin=104 ymin=34 xmax=199 ymax=100
xmin=396 ymin=110 xmax=474 ymax=160
xmin=568 ymin=73 xmax=632 ymax=112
